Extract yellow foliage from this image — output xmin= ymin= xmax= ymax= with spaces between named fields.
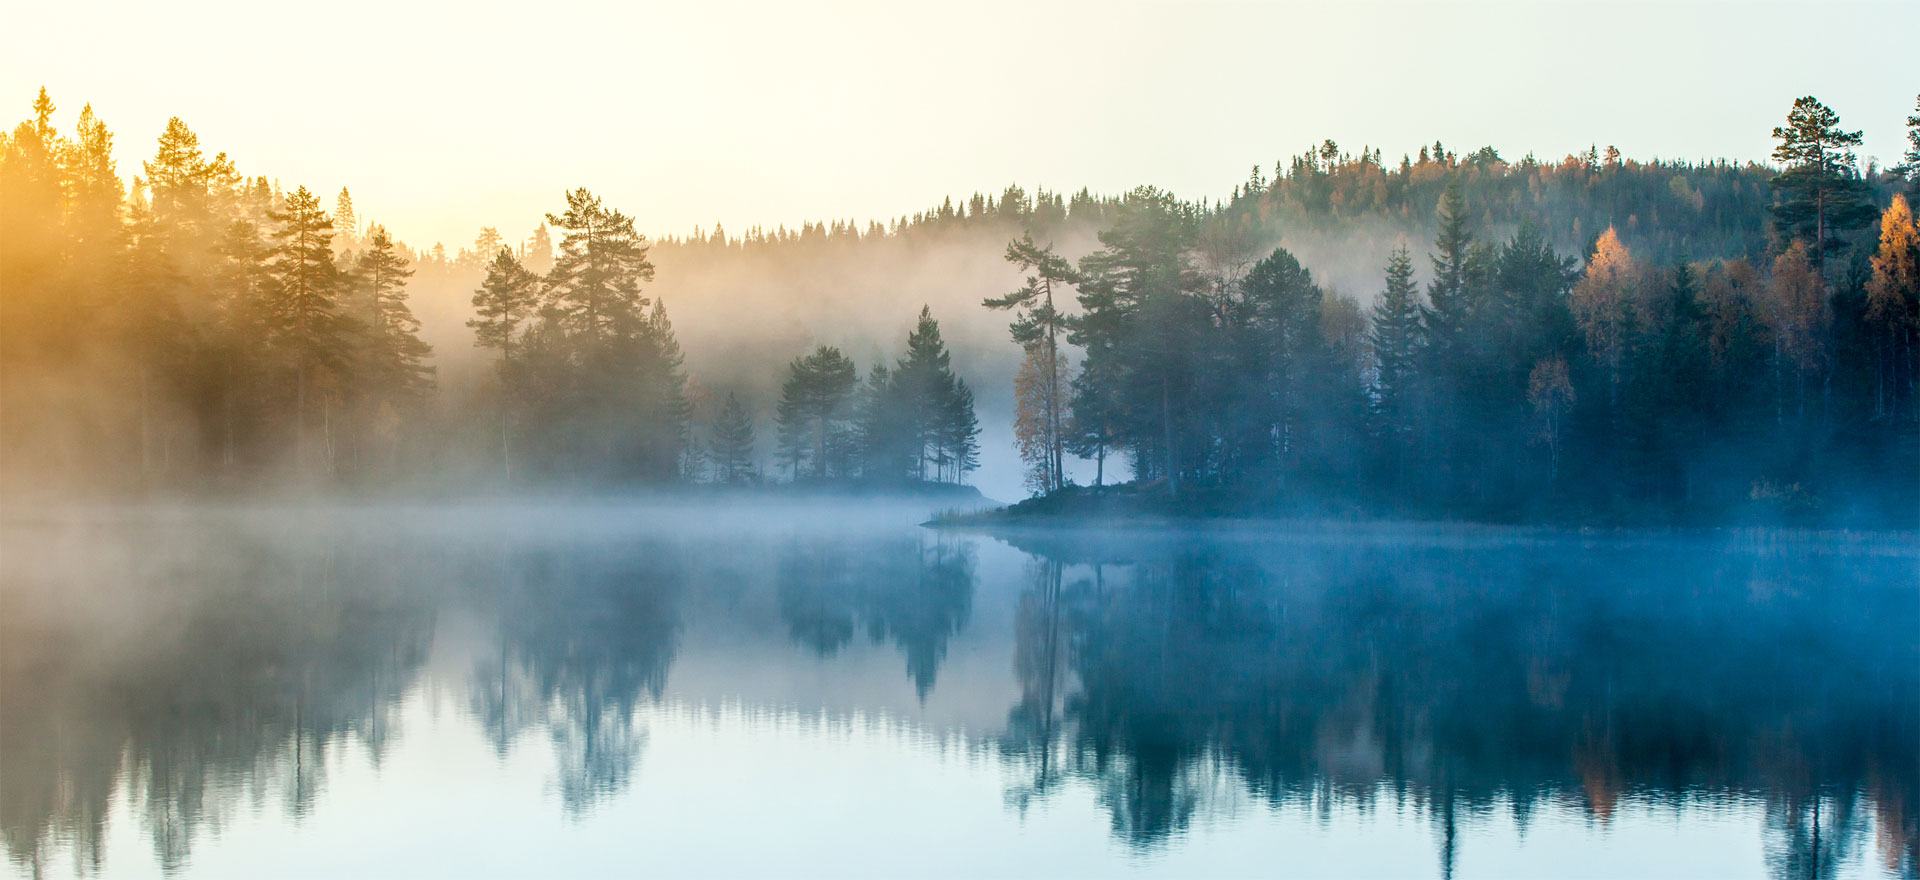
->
xmin=1013 ymin=343 xmax=1071 ymax=496
xmin=1766 ymin=241 xmax=1831 ymax=371
xmin=1570 ymin=227 xmax=1635 ymax=382
xmin=1867 ymin=194 xmax=1919 ymax=331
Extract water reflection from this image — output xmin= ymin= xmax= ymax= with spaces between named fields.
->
xmin=993 ymin=531 xmax=1918 ymax=878
xmin=2 ymin=526 xmax=437 ymax=874
xmin=777 ymin=537 xmax=973 ymax=697
xmin=1 ymin=511 xmax=1913 ymax=878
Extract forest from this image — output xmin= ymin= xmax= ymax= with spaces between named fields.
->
xmin=1 ymin=88 xmax=1916 ymax=525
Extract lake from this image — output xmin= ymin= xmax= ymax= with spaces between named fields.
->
xmin=2 ymin=501 xmax=1915 ymax=879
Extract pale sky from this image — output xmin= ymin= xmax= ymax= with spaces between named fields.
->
xmin=3 ymin=0 xmax=1914 ymax=250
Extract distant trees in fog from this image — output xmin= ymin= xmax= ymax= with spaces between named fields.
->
xmin=0 ymin=95 xmax=442 ymax=486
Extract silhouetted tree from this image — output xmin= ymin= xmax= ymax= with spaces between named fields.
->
xmin=776 ymin=345 xmax=857 ymax=480
xmin=1770 ymin=96 xmax=1876 ymax=271
xmin=709 ymin=391 xmax=756 ymax=483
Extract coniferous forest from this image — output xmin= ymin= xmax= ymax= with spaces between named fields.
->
xmin=3 ymin=88 xmax=1917 ymax=526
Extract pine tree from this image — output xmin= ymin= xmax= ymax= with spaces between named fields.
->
xmin=0 ymin=89 xmax=68 ymax=369
xmin=469 ymin=247 xmax=542 ymax=479
xmin=544 ymin=187 xmax=653 ymax=351
xmin=709 ymin=392 xmax=756 ymax=483
xmin=539 ymin=188 xmax=687 ymax=478
xmin=776 ymin=345 xmax=857 ymax=480
xmin=986 ymin=233 xmax=1076 ymax=492
xmin=1904 ymin=95 xmax=1920 ymax=201
xmin=62 ymin=104 xmax=123 ymax=255
xmin=265 ymin=185 xmax=346 ymax=471
xmin=472 ymin=227 xmax=504 ymax=265
xmin=1072 ymin=186 xmax=1201 ymax=494
xmin=143 ymin=117 xmax=237 ymax=260
xmin=1769 ymin=96 xmax=1876 ymax=270
xmin=470 ymin=248 xmax=541 ymax=370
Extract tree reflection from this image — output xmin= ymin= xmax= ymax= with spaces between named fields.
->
xmin=480 ymin=542 xmax=684 ymax=816
xmin=1 ymin=524 xmax=434 ymax=874
xmin=775 ymin=534 xmax=974 ymax=698
xmin=5 ymin=518 xmax=1911 ymax=880
xmin=997 ymin=531 xmax=1919 ymax=877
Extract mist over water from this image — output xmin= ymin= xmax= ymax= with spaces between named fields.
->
xmin=3 ymin=501 xmax=1913 ymax=879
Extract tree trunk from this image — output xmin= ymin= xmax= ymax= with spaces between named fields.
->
xmin=814 ymin=416 xmax=825 ymax=480
xmin=1162 ymin=372 xmax=1178 ymax=498
xmin=501 ymin=403 xmax=512 ymax=483
xmin=139 ymin=365 xmax=153 ymax=485
xmin=296 ymin=360 xmax=307 ymax=474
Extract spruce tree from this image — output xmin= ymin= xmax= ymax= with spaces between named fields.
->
xmin=356 ymin=225 xmax=432 ymax=401
xmin=1242 ymin=246 xmax=1326 ymax=472
xmin=941 ymin=375 xmax=981 ymax=483
xmin=1369 ymin=244 xmax=1423 ymax=441
xmin=855 ymin=362 xmax=908 ymax=481
xmin=212 ymin=218 xmax=274 ymax=470
xmin=351 ymin=225 xmax=432 ymax=468
xmin=1426 ymin=179 xmax=1474 ymax=368
xmin=639 ymin=298 xmax=694 ymax=478
xmin=334 ymin=188 xmax=356 ymax=243
xmin=522 ymin=223 xmax=554 ymax=275
xmin=895 ymin=306 xmax=962 ymax=481
xmin=709 ymin=392 xmax=756 ymax=483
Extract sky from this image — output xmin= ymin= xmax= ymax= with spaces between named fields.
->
xmin=2 ymin=0 xmax=1915 ymax=251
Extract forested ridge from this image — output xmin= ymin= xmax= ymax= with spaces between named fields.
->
xmin=2 ymin=88 xmax=1915 ymax=525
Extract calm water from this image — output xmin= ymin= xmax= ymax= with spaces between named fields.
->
xmin=2 ymin=502 xmax=1915 ymax=879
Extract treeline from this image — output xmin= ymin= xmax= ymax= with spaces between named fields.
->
xmin=988 ymin=96 xmax=1920 ymax=524
xmin=4 ymin=86 xmax=1917 ymax=522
